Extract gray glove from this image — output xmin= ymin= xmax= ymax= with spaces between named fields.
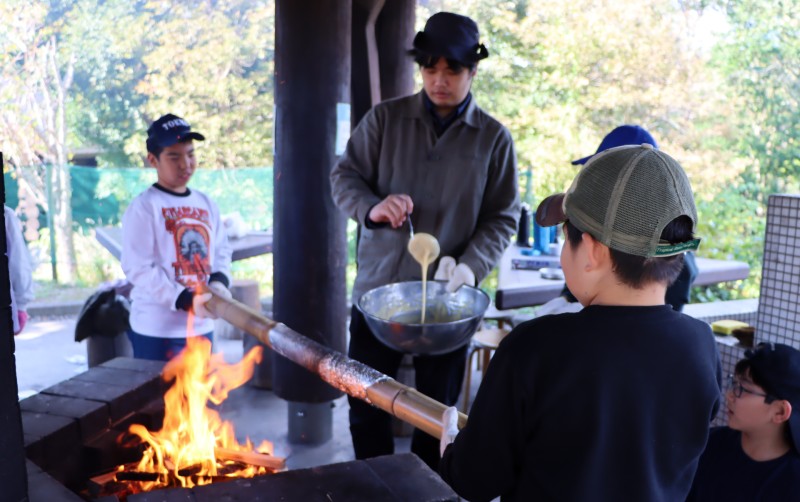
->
xmin=434 ymin=256 xmax=457 ymax=280
xmin=434 ymin=257 xmax=476 ymax=292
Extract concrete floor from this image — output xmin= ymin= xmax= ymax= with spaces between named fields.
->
xmin=13 ymin=316 xmax=486 ymax=471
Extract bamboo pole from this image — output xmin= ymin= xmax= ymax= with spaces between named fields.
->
xmin=203 ymin=288 xmax=467 ymax=439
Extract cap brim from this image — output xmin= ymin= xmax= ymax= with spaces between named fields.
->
xmin=571 ymin=154 xmax=592 ymax=165
xmin=157 ymin=131 xmax=205 ymax=148
xmin=178 ymin=131 xmax=205 ymax=143
xmin=535 ymin=193 xmax=567 ymax=227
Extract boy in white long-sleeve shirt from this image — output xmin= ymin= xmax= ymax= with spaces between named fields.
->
xmin=121 ymin=114 xmax=232 ymax=361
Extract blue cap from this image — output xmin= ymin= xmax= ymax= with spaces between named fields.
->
xmin=571 ymin=125 xmax=657 ymax=165
xmin=147 ymin=113 xmax=205 ymax=151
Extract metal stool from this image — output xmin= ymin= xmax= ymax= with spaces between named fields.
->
xmin=462 ymin=311 xmax=513 ymax=412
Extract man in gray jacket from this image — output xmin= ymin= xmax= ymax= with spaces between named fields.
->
xmin=330 ymin=11 xmax=519 ymax=470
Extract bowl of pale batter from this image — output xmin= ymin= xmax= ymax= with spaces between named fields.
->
xmin=357 ymin=281 xmax=490 ymax=355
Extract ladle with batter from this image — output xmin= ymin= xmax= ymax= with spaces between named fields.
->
xmin=407 ymin=215 xmax=440 ymax=324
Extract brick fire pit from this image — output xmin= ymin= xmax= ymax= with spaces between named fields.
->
xmin=21 ymin=357 xmax=457 ymax=501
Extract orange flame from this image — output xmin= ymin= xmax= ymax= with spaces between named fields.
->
xmin=128 ymin=330 xmax=268 ymax=489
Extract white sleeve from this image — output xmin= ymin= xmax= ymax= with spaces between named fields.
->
xmin=121 ymin=199 xmax=186 ymax=310
xmin=210 ymin=199 xmax=232 ymax=284
xmin=5 ymin=206 xmax=34 ymax=311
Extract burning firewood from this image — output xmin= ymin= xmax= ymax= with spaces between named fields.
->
xmin=115 ymin=470 xmax=160 ymax=482
xmin=88 ymin=468 xmax=120 ymax=495
xmin=87 ymin=449 xmax=285 ymax=500
xmin=89 ymin=336 xmax=282 ymax=499
xmin=215 ymin=447 xmax=286 ymax=470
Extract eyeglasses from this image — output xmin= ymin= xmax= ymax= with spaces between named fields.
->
xmin=727 ymin=374 xmax=771 ymax=400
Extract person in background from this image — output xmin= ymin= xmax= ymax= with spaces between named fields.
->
xmin=687 ymin=342 xmax=800 ymax=501
xmin=121 ymin=114 xmax=232 ymax=361
xmin=440 ymin=145 xmax=721 ymax=501
xmin=5 ymin=205 xmax=34 ymax=335
xmin=330 ymin=12 xmax=519 ymax=471
xmin=537 ymin=125 xmax=698 ymax=318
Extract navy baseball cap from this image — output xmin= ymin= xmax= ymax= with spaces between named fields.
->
xmin=744 ymin=342 xmax=800 ymax=454
xmin=571 ymin=125 xmax=657 ymax=165
xmin=147 ymin=114 xmax=205 ymax=151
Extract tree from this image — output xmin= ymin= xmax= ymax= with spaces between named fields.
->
xmin=418 ymin=0 xmax=732 ymax=198
xmin=712 ymin=0 xmax=800 ymax=196
xmin=60 ymin=0 xmax=150 ymax=167
xmin=133 ymin=0 xmax=276 ymax=168
xmin=0 ymin=0 xmax=78 ymax=282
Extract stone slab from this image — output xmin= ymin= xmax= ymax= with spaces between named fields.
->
xmin=20 ymin=393 xmax=110 ymax=441
xmin=27 ymin=467 xmax=85 ymax=502
xmin=101 ymin=357 xmax=166 ymax=375
xmin=41 ymin=377 xmax=156 ymax=422
xmin=22 ymin=412 xmax=80 ymax=471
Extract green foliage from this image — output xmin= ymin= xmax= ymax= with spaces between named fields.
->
xmin=70 ymin=167 xmax=123 ymax=228
xmin=29 ymin=229 xmax=123 ymax=286
xmin=230 ymin=254 xmax=274 ymax=299
xmin=416 ymin=0 xmax=770 ymax=303
xmin=20 ymin=0 xmax=277 ymax=169
xmin=189 ymin=167 xmax=274 ymax=231
xmin=8 ymin=0 xmax=799 ymax=303
xmin=59 ymin=1 xmax=150 ymax=166
xmin=419 ymin=0 xmax=731 ymax=201
xmin=133 ymin=0 xmax=276 ymax=168
xmin=692 ymin=180 xmax=765 ymax=301
xmin=712 ymin=0 xmax=800 ymax=196
xmin=30 ymin=279 xmax=96 ymax=303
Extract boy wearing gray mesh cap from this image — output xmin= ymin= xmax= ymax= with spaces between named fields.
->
xmin=440 ymin=145 xmax=722 ymax=501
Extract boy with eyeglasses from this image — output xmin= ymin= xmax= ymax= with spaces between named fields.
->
xmin=687 ymin=342 xmax=800 ymax=500
xmin=439 ymin=145 xmax=721 ymax=501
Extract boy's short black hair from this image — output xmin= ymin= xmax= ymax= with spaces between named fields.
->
xmin=146 ymin=138 xmax=193 ymax=158
xmin=564 ymin=215 xmax=692 ymax=289
xmin=146 ymin=140 xmax=165 ymax=158
xmin=734 ymin=355 xmax=794 ymax=448
xmin=413 ymin=52 xmax=475 ymax=73
xmin=733 ymin=343 xmax=800 ymax=453
xmin=734 ymin=360 xmax=776 ymax=403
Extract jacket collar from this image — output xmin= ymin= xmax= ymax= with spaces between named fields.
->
xmin=408 ymin=91 xmax=481 ymax=129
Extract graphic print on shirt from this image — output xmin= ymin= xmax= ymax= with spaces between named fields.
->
xmin=163 ymin=206 xmax=212 ymax=286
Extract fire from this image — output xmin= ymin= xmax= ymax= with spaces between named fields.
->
xmin=127 ymin=332 xmax=270 ymax=490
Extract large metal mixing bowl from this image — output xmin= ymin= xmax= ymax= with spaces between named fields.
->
xmin=357 ymin=281 xmax=490 ymax=355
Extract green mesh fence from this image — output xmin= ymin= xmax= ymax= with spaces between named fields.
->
xmin=4 ymin=166 xmax=274 ymax=232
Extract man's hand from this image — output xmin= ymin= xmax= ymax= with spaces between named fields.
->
xmin=368 ymin=194 xmax=414 ymax=228
xmin=439 ymin=406 xmax=460 ymax=457
xmin=192 ymin=292 xmax=216 ymax=319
